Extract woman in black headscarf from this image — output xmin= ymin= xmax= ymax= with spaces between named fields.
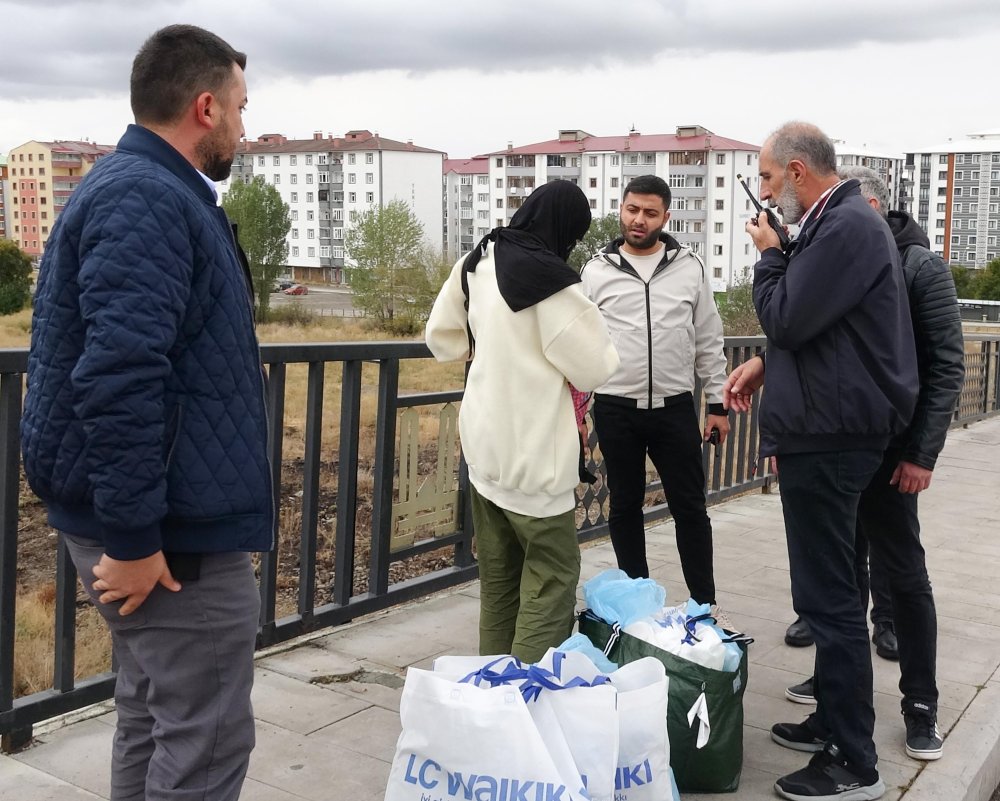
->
xmin=426 ymin=180 xmax=620 ymax=662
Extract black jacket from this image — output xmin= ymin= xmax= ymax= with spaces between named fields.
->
xmin=887 ymin=211 xmax=965 ymax=469
xmin=753 ymin=180 xmax=918 ymax=456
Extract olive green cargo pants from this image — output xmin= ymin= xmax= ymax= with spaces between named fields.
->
xmin=470 ymin=485 xmax=581 ymax=663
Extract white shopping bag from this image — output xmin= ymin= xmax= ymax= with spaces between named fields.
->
xmin=385 ymin=668 xmax=587 ymax=801
xmin=608 ymin=657 xmax=671 ymax=801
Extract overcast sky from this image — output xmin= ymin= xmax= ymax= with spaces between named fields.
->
xmin=2 ymin=0 xmax=999 ymax=159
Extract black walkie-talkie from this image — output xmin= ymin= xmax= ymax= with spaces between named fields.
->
xmin=737 ymin=173 xmax=792 ymax=252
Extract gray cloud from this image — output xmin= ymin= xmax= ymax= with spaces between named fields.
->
xmin=2 ymin=0 xmax=999 ymax=99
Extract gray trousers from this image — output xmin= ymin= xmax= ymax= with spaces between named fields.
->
xmin=64 ymin=535 xmax=260 ymax=801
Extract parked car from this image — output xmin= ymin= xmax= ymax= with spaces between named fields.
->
xmin=283 ymin=284 xmax=309 ymax=296
xmin=271 ymin=280 xmax=294 ymax=293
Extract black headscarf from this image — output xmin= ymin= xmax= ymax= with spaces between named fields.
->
xmin=462 ymin=180 xmax=591 ymax=312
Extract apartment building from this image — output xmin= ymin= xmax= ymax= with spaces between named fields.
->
xmin=833 ymin=140 xmax=905 ymax=211
xmin=222 ymin=129 xmax=444 ymax=284
xmin=485 ymin=125 xmax=761 ymax=291
xmin=443 ymin=157 xmax=490 ymax=261
xmin=0 ymin=154 xmax=8 ymax=239
xmin=5 ymin=140 xmax=114 ymax=258
xmin=901 ymin=129 xmax=1000 ymax=268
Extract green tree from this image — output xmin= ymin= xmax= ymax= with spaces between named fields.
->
xmin=568 ymin=212 xmax=621 ymax=270
xmin=951 ymin=265 xmax=977 ymax=299
xmin=716 ymin=273 xmax=762 ymax=336
xmin=345 ymin=199 xmax=425 ymax=329
xmin=0 ymin=239 xmax=33 ymax=315
xmin=973 ymin=257 xmax=1000 ymax=301
xmin=222 ymin=176 xmax=291 ymax=323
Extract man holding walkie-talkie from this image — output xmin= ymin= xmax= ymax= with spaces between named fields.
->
xmin=729 ymin=122 xmax=918 ymax=801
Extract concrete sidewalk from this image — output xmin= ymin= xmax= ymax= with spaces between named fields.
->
xmin=3 ymin=417 xmax=1000 ymax=801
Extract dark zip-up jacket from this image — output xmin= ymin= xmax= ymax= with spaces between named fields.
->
xmin=753 ymin=180 xmax=918 ymax=456
xmin=22 ymin=124 xmax=274 ymax=560
xmin=887 ymin=211 xmax=965 ymax=469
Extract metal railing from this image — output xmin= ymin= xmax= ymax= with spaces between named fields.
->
xmin=3 ymin=334 xmax=1000 ymax=747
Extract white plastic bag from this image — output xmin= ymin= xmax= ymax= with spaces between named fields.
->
xmin=384 ymin=668 xmax=587 ymax=801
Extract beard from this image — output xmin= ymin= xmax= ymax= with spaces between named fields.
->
xmin=619 ymin=218 xmax=661 ymax=250
xmin=196 ymin=120 xmax=235 ymax=182
xmin=774 ymin=181 xmax=804 ymax=225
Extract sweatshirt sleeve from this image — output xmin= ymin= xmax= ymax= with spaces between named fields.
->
xmin=536 ymin=285 xmax=620 ymax=392
xmin=425 ymin=257 xmax=472 ymax=363
xmin=691 ymin=256 xmax=728 ymax=406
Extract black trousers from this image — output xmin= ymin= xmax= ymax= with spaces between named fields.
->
xmin=779 ymin=449 xmax=883 ymax=773
xmin=592 ymin=394 xmax=715 ymax=605
xmin=857 ymin=447 xmax=938 ymax=714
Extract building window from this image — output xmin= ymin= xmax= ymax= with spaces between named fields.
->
xmin=714 ymin=223 xmax=724 ymax=233
xmin=348 ymin=154 xmax=356 ymax=165
xmin=273 ymin=174 xmax=280 ymax=183
xmin=289 ymin=155 xmax=297 ymax=166
xmin=716 ymin=154 xmax=726 ymax=165
xmin=306 ymin=192 xmax=314 ymax=202
xmin=715 ymin=200 xmax=724 ymax=210
xmin=333 ymin=227 xmax=343 ymax=239
xmin=306 ymin=210 xmax=315 ymax=221
xmin=496 ymin=179 xmax=503 ymax=188
xmin=348 ymin=192 xmax=356 ymax=202
xmin=257 ymin=156 xmax=264 ymax=166
xmin=366 ymin=153 xmax=374 ymax=164
xmin=939 ymin=155 xmax=948 ymax=164
xmin=715 ymin=177 xmax=725 ymax=188
xmin=589 ymin=178 xmax=597 ymax=188
xmin=273 ymin=156 xmax=280 ymax=166
xmin=610 ymin=199 xmax=618 ymax=209
xmin=291 ymin=246 xmax=299 ymax=257
xmin=349 ymin=211 xmax=358 ymax=222
xmin=348 ymin=174 xmax=356 ymax=184
xmin=713 ymin=245 xmax=723 ymax=256
xmin=308 ymin=247 xmax=315 ymax=257
xmin=935 ymin=235 xmax=944 ymax=244
xmin=610 ymin=177 xmax=619 ymax=188
xmin=307 ymin=229 xmax=315 ymax=239
xmin=478 ymin=193 xmax=488 ymax=202
xmin=589 ymin=199 xmax=597 ymax=209
xmin=366 ymin=192 xmax=374 ymax=203
xmin=292 ymin=228 xmax=299 ymax=239
xmin=290 ymin=174 xmax=298 ymax=184
xmin=938 ymin=171 xmax=948 ymax=180
xmin=497 ymin=199 xmax=504 ymax=208
xmin=478 ymin=175 xmax=488 ymax=185
xmin=320 ymin=245 xmax=331 ymax=257
xmin=305 ymin=155 xmax=313 ymax=165
xmin=291 ymin=210 xmax=299 ymax=221
xmin=713 ymin=267 xmax=723 ymax=278
xmin=333 ymin=246 xmax=344 ymax=258
xmin=954 ymin=187 xmax=962 ymax=196
xmin=290 ymin=192 xmax=298 ymax=202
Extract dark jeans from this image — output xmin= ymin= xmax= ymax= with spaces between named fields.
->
xmin=779 ymin=449 xmax=883 ymax=773
xmin=592 ymin=394 xmax=715 ymax=605
xmin=857 ymin=447 xmax=938 ymax=713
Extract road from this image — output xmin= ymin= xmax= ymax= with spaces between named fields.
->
xmin=268 ymin=285 xmax=361 ymax=317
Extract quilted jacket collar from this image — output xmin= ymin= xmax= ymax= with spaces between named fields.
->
xmin=116 ymin=124 xmax=217 ymax=206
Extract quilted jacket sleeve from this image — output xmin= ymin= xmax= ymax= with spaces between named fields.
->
xmin=901 ymin=248 xmax=965 ymax=469
xmin=72 ymin=178 xmax=194 ymax=559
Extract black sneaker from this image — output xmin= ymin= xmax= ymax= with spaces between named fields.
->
xmin=786 ymin=676 xmax=817 ymax=705
xmin=871 ymin=621 xmax=899 ymax=661
xmin=904 ymin=708 xmax=943 ymax=761
xmin=785 ymin=615 xmax=815 ymax=647
xmin=771 ymin=716 xmax=826 ymax=752
xmin=775 ymin=746 xmax=885 ymax=800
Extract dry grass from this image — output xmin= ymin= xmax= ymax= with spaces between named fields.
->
xmin=13 ymin=583 xmax=111 ymax=697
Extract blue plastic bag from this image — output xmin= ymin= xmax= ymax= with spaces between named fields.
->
xmin=556 ymin=633 xmax=619 ymax=674
xmin=583 ymin=568 xmax=666 ymax=627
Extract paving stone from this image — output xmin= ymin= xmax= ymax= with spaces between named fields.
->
xmin=257 ymin=642 xmax=361 ymax=683
xmin=309 ymin=705 xmax=401 ymax=762
xmin=10 ymin=718 xmax=112 ymax=799
xmin=251 ymin=669 xmax=371 ymax=735
xmin=0 ymin=756 xmax=105 ymax=800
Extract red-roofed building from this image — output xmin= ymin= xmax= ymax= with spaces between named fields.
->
xmin=222 ymin=129 xmax=445 ymax=284
xmin=443 ymin=157 xmax=489 ymax=260
xmin=0 ymin=154 xmax=9 ymax=240
xmin=482 ymin=125 xmax=763 ymax=290
xmin=6 ymin=139 xmax=115 ymax=258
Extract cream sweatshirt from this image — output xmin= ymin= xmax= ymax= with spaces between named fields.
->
xmin=425 ymin=245 xmax=620 ymax=517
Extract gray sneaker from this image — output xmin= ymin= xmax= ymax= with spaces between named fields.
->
xmin=785 ymin=676 xmax=817 ymax=705
xmin=904 ymin=711 xmax=943 ymax=761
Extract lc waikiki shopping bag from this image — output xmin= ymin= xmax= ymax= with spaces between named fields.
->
xmin=579 ymin=609 xmax=750 ymax=793
xmin=385 ymin=665 xmax=590 ymax=801
xmin=432 ymin=651 xmax=621 ymax=801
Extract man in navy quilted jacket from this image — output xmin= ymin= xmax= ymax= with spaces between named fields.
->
xmin=21 ymin=25 xmax=272 ymax=801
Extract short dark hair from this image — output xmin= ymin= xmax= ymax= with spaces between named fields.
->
xmin=622 ymin=174 xmax=671 ymax=210
xmin=131 ymin=24 xmax=246 ymax=126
